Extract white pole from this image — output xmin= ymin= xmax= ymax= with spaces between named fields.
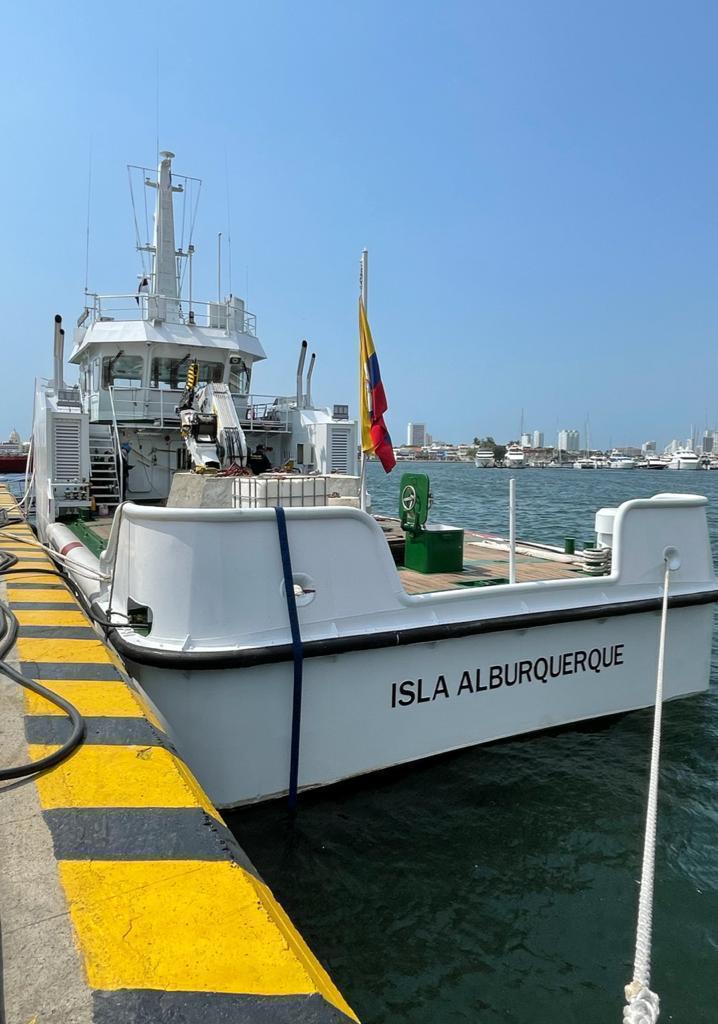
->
xmin=359 ymin=249 xmax=368 ymax=512
xmin=217 ymin=232 xmax=222 ymax=304
xmin=509 ymin=477 xmax=517 ymax=584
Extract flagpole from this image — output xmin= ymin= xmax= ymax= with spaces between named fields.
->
xmin=359 ymin=248 xmax=368 ymax=511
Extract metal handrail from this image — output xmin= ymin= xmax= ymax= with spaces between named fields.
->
xmin=87 ymin=292 xmax=257 ymax=335
xmin=107 ymin=386 xmax=124 ymax=502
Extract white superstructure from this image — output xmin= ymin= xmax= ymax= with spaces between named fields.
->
xmin=32 ymin=151 xmax=358 ymax=537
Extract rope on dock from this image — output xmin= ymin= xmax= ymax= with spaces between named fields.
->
xmin=623 ymin=551 xmax=678 ymax=1024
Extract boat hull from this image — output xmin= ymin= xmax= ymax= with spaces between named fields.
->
xmin=0 ymin=454 xmax=27 ymax=473
xmin=128 ymin=602 xmax=713 ymax=807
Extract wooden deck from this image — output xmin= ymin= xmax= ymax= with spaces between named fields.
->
xmin=374 ymin=517 xmax=584 ymax=595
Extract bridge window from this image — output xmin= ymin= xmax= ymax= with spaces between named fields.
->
xmin=151 ymin=355 xmax=192 ymax=390
xmin=102 ymin=354 xmax=143 ymax=388
xmin=229 ymin=357 xmax=251 ymax=395
xmin=150 ymin=357 xmax=224 ymax=390
xmin=196 ymin=360 xmax=225 ymax=385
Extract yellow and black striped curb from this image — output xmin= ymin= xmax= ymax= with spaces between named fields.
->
xmin=0 ymin=487 xmax=358 ymax=1023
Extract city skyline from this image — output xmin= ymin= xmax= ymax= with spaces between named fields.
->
xmin=399 ymin=419 xmax=714 ymax=454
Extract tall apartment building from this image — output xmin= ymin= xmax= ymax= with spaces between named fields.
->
xmin=558 ymin=429 xmax=580 ymax=452
xmin=407 ymin=422 xmax=427 ymax=447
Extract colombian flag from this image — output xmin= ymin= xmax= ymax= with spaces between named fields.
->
xmin=359 ymin=298 xmax=396 ymax=473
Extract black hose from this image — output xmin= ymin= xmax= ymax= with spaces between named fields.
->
xmin=0 ymin=534 xmax=86 ymax=781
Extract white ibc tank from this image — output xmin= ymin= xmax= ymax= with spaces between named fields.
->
xmin=595 ymin=507 xmax=617 ymax=548
xmin=231 ymin=474 xmax=329 ymax=508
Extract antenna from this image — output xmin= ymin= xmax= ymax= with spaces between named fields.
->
xmin=224 ymin=147 xmax=233 ymax=294
xmin=83 ymin=138 xmax=93 ymax=293
xmin=217 ymin=232 xmax=222 ymax=304
xmin=155 ymin=50 xmax=160 ymax=166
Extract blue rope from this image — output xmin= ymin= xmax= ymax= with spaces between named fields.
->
xmin=274 ymin=506 xmax=304 ymax=811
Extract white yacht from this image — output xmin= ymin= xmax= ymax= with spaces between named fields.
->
xmin=645 ymin=456 xmax=668 ymax=470
xmin=668 ymin=449 xmax=701 ymax=471
xmin=27 ymin=149 xmax=718 ymax=809
xmin=504 ymin=444 xmax=526 ymax=468
xmin=573 ymin=458 xmax=594 ymax=470
xmin=474 ymin=449 xmax=495 ymax=468
xmin=609 ymin=450 xmax=637 ymax=470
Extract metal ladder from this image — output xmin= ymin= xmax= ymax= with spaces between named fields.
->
xmin=89 ymin=425 xmax=121 ymax=508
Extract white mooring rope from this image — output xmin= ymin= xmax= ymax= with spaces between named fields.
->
xmin=623 ymin=551 xmax=678 ymax=1024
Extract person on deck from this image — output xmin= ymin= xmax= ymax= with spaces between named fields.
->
xmin=248 ymin=444 xmax=272 ymax=475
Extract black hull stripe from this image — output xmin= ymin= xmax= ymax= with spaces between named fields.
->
xmin=92 ymin=990 xmax=355 ymax=1023
xmin=111 ymin=588 xmax=718 ymax=671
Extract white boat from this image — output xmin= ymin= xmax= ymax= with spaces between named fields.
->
xmin=29 ymin=149 xmax=718 ymax=809
xmin=609 ymin=450 xmax=637 ymax=470
xmin=573 ymin=458 xmax=594 ymax=470
xmin=474 ymin=449 xmax=495 ymax=468
xmin=668 ymin=449 xmax=701 ymax=471
xmin=645 ymin=456 xmax=668 ymax=470
xmin=504 ymin=444 xmax=526 ymax=468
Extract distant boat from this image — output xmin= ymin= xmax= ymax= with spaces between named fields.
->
xmin=504 ymin=444 xmax=525 ymax=468
xmin=573 ymin=458 xmax=594 ymax=470
xmin=474 ymin=449 xmax=495 ymax=468
xmin=0 ymin=430 xmax=28 ymax=473
xmin=609 ymin=450 xmax=637 ymax=470
xmin=668 ymin=449 xmax=701 ymax=471
xmin=645 ymin=456 xmax=668 ymax=470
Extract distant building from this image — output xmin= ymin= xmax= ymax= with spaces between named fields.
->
xmin=558 ymin=429 xmax=580 ymax=452
xmin=642 ymin=441 xmax=657 ymax=454
xmin=407 ymin=422 xmax=426 ymax=447
xmin=520 ymin=432 xmax=531 ymax=448
xmin=532 ymin=430 xmax=544 ymax=448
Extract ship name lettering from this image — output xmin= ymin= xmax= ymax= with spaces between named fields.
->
xmin=389 ymin=644 xmax=625 ymax=708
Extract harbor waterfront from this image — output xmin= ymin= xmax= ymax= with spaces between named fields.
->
xmin=230 ymin=463 xmax=718 ymax=1024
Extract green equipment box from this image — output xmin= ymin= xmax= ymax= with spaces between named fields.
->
xmin=399 ymin=473 xmax=464 ymax=574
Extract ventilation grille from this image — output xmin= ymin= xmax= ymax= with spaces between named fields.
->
xmin=329 ymin=427 xmax=350 ymax=474
xmin=53 ymin=419 xmax=82 ymax=481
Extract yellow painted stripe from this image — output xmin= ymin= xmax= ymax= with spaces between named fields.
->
xmin=24 ymin=680 xmax=143 ymax=718
xmin=7 ymin=588 xmax=75 ymax=602
xmin=58 ymin=860 xmax=358 ymax=1017
xmin=17 ymin=637 xmax=116 ymax=664
xmin=28 ymin=744 xmax=221 ymax=820
xmin=15 ymin=609 xmax=90 ymax=626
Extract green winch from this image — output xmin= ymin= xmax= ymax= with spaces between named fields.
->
xmin=399 ymin=473 xmax=464 ymax=574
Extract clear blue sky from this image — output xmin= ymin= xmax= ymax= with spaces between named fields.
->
xmin=1 ymin=0 xmax=716 ymax=449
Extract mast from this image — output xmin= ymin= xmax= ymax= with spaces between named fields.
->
xmin=359 ymin=249 xmax=368 ymax=511
xmin=145 ymin=151 xmax=183 ymax=320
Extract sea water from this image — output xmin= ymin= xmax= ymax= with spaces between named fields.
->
xmin=229 ymin=465 xmax=718 ymax=1024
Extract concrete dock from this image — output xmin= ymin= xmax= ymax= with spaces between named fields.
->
xmin=0 ymin=486 xmax=357 ymax=1023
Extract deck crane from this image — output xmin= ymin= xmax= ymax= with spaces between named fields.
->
xmin=178 ymin=360 xmax=249 ymax=473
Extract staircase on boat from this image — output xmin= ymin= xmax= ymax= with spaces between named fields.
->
xmin=89 ymin=425 xmax=121 ymax=507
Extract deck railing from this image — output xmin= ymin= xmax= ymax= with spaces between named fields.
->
xmin=82 ymin=293 xmax=257 ymax=336
xmin=105 ymin=387 xmax=292 ymax=431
